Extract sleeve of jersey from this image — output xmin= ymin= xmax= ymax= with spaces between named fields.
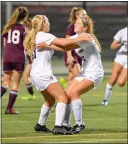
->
xmin=113 ymin=30 xmax=121 ymax=42
xmin=69 ymin=34 xmax=83 ymax=47
xmin=43 ymin=33 xmax=57 ymax=46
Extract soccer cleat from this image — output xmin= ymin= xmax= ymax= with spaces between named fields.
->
xmin=52 ymin=125 xmax=72 ymax=135
xmin=21 ymin=95 xmax=36 ymax=100
xmin=70 ymin=123 xmax=85 ymax=134
xmin=102 ymin=100 xmax=109 ymax=106
xmin=62 ymin=125 xmax=72 ymax=131
xmin=34 ymin=123 xmax=52 ymax=133
xmin=5 ymin=108 xmax=19 ymax=114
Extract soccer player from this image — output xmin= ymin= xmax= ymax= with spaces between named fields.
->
xmin=64 ymin=7 xmax=87 ymax=87
xmin=24 ymin=15 xmax=92 ymax=134
xmin=102 ymin=27 xmax=127 ymax=106
xmin=1 ymin=7 xmax=29 ymax=114
xmin=62 ymin=15 xmax=104 ymax=134
xmin=21 ymin=18 xmax=36 ymax=100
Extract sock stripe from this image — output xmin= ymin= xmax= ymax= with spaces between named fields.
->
xmin=10 ymin=90 xmax=18 ymax=95
xmin=26 ymin=83 xmax=32 ymax=88
xmin=2 ymin=85 xmax=8 ymax=89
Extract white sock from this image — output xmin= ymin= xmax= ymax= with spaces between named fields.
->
xmin=104 ymin=84 xmax=112 ymax=100
xmin=63 ymin=103 xmax=72 ymax=127
xmin=38 ymin=104 xmax=51 ymax=126
xmin=55 ymin=102 xmax=67 ymax=126
xmin=71 ymin=99 xmax=82 ymax=125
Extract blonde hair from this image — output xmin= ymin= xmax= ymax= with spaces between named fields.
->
xmin=70 ymin=7 xmax=87 ymax=24
xmin=24 ymin=15 xmax=46 ymax=56
xmin=2 ymin=6 xmax=28 ymax=35
xmin=81 ymin=15 xmax=102 ymax=52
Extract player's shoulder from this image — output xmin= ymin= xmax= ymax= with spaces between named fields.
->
xmin=37 ymin=32 xmax=56 ymax=38
xmin=67 ymin=24 xmax=74 ymax=28
xmin=13 ymin=23 xmax=26 ymax=32
xmin=118 ymin=27 xmax=127 ymax=33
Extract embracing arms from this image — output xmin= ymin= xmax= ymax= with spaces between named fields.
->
xmin=36 ymin=33 xmax=93 ymax=51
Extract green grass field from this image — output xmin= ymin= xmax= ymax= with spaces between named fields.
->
xmin=1 ymin=76 xmax=127 ymax=143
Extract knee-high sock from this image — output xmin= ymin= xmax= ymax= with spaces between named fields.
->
xmin=1 ymin=85 xmax=8 ymax=97
xmin=38 ymin=104 xmax=51 ymax=126
xmin=63 ymin=103 xmax=72 ymax=127
xmin=6 ymin=90 xmax=18 ymax=110
xmin=55 ymin=102 xmax=67 ymax=126
xmin=26 ymin=83 xmax=34 ymax=96
xmin=104 ymin=84 xmax=112 ymax=100
xmin=71 ymin=99 xmax=82 ymax=125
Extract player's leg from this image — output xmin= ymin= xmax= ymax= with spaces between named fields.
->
xmin=34 ymin=90 xmax=55 ymax=133
xmin=68 ymin=63 xmax=79 ymax=84
xmin=22 ymin=63 xmax=36 ymax=100
xmin=1 ymin=72 xmax=12 ymax=97
xmin=102 ymin=61 xmax=123 ymax=105
xmin=66 ymin=78 xmax=94 ymax=134
xmin=5 ymin=63 xmax=24 ymax=114
xmin=63 ymin=79 xmax=80 ymax=129
xmin=45 ymin=82 xmax=72 ymax=135
xmin=1 ymin=62 xmax=13 ymax=97
xmin=117 ymin=68 xmax=127 ymax=87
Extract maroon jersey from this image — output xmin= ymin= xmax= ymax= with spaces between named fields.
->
xmin=65 ymin=24 xmax=76 ymax=36
xmin=2 ymin=23 xmax=26 ymax=63
xmin=64 ymin=24 xmax=82 ymax=66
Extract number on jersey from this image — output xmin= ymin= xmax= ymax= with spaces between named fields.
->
xmin=7 ymin=29 xmax=20 ymax=44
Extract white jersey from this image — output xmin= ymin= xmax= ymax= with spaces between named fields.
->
xmin=114 ymin=27 xmax=127 ymax=55
xmin=70 ymin=34 xmax=104 ymax=76
xmin=30 ymin=32 xmax=56 ymax=77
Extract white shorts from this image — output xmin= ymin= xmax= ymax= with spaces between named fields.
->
xmin=114 ymin=54 xmax=127 ymax=69
xmin=30 ymin=75 xmax=58 ymax=91
xmin=75 ymin=71 xmax=104 ymax=89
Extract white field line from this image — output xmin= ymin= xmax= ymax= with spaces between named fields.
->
xmin=2 ymin=132 xmax=127 ymax=140
xmin=2 ymin=117 xmax=127 ymax=124
xmin=2 ymin=139 xmax=127 ymax=143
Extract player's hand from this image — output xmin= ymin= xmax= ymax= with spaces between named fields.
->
xmin=79 ymin=33 xmax=94 ymax=41
xmin=67 ymin=55 xmax=75 ymax=65
xmin=121 ymin=41 xmax=128 ymax=48
xmin=36 ymin=42 xmax=49 ymax=49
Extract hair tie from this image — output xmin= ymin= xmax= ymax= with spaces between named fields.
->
xmin=41 ymin=15 xmax=46 ymax=23
xmin=81 ymin=16 xmax=87 ymax=25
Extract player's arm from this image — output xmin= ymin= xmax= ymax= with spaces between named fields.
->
xmin=110 ymin=40 xmax=123 ymax=50
xmin=3 ymin=38 xmax=6 ymax=48
xmin=36 ymin=42 xmax=78 ymax=51
xmin=65 ymin=35 xmax=75 ymax=64
xmin=52 ymin=33 xmax=92 ymax=47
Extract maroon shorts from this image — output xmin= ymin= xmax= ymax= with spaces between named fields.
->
xmin=64 ymin=50 xmax=82 ymax=66
xmin=3 ymin=62 xmax=25 ymax=72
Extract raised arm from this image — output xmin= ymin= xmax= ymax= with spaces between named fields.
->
xmin=36 ymin=33 xmax=93 ymax=51
xmin=36 ymin=42 xmax=78 ymax=52
xmin=52 ymin=33 xmax=92 ymax=47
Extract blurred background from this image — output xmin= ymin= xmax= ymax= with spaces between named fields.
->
xmin=1 ymin=1 xmax=127 ymax=75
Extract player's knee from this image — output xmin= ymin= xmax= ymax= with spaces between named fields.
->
xmin=45 ymin=99 xmax=55 ymax=107
xmin=58 ymin=94 xmax=68 ymax=104
xmin=117 ymin=81 xmax=125 ymax=87
xmin=11 ymin=85 xmax=19 ymax=91
xmin=70 ymin=92 xmax=79 ymax=100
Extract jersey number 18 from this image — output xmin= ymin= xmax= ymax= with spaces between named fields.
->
xmin=7 ymin=29 xmax=20 ymax=44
